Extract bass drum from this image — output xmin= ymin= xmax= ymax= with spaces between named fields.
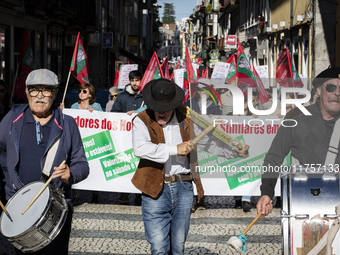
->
xmin=0 ymin=181 xmax=68 ymax=253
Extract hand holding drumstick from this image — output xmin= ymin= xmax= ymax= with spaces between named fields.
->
xmin=22 ymin=160 xmax=66 ymax=215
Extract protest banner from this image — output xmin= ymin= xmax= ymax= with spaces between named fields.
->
xmin=255 ymin=65 xmax=269 ymax=89
xmin=118 ymin=64 xmax=138 ymax=89
xmin=65 ymin=109 xmax=282 ymax=196
xmin=173 ymin=69 xmax=184 ymax=88
xmin=211 ymin=62 xmax=230 ymax=87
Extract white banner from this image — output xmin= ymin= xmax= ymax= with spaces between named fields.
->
xmin=65 ymin=109 xmax=281 ymax=196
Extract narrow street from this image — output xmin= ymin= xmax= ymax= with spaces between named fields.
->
xmin=1 ymin=193 xmax=281 ymax=255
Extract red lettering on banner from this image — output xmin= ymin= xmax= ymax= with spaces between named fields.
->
xmin=112 ymin=121 xmax=118 ymax=131
xmin=74 ymin=116 xmax=100 ymax=129
xmin=120 ymin=119 xmax=126 ymax=131
xmin=126 ymin=121 xmax=132 ymax=131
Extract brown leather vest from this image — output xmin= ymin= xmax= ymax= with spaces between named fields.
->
xmin=131 ymin=108 xmax=204 ymax=201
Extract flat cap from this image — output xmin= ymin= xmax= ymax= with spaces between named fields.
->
xmin=312 ymin=67 xmax=340 ymax=87
xmin=26 ymin=69 xmax=59 ymax=87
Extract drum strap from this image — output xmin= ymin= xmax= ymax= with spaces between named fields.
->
xmin=291 ymin=118 xmax=340 ymax=166
xmin=42 ymin=136 xmax=60 ymax=177
xmin=324 ymin=118 xmax=340 ymax=165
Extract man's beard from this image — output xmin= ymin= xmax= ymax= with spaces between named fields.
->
xmin=131 ymin=85 xmax=139 ymax=92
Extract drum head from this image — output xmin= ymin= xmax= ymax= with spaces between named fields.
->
xmin=0 ymin=182 xmax=50 ymax=237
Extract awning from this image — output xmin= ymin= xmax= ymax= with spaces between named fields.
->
xmin=119 ymin=47 xmax=148 ymax=66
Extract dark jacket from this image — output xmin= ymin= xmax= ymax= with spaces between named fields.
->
xmin=261 ymin=99 xmax=340 ymax=199
xmin=110 ymin=84 xmax=143 ymax=112
xmin=131 ymin=107 xmax=204 ymax=202
xmin=0 ymin=104 xmax=89 ymax=204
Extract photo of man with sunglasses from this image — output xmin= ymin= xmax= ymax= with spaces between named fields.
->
xmin=257 ymin=67 xmax=340 ymax=216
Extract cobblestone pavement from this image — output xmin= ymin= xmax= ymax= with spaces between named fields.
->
xmin=0 ymin=192 xmax=281 ymax=255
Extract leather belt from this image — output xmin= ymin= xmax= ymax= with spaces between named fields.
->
xmin=164 ymin=173 xmax=192 ymax=184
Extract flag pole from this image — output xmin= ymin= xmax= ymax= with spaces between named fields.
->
xmin=10 ymin=63 xmax=20 ymax=101
xmin=189 ymin=81 xmax=192 ymax=110
xmin=62 ymin=71 xmax=72 ymax=105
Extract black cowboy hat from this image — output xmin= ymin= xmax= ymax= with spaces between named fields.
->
xmin=312 ymin=67 xmax=340 ymax=87
xmin=142 ymin=78 xmax=184 ymax=112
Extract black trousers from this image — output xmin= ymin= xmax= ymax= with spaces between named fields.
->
xmin=15 ymin=208 xmax=73 ymax=255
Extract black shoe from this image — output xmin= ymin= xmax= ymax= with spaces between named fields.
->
xmin=234 ymin=199 xmax=242 ymax=209
xmin=117 ymin=194 xmax=129 ymax=205
xmin=191 ymin=196 xmax=197 ymax=213
xmin=134 ymin=194 xmax=142 ymax=206
xmin=275 ymin=197 xmax=281 ymax=208
xmin=242 ymin=201 xmax=251 ymax=212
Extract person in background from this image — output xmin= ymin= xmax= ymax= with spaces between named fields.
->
xmin=71 ymin=83 xmax=103 ymax=112
xmin=110 ymin=70 xmax=144 ymax=115
xmin=111 ymin=70 xmax=144 ymax=205
xmin=106 ymin=87 xmax=120 ymax=112
xmin=70 ymin=83 xmax=103 ymax=203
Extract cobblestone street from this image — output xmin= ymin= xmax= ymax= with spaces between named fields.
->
xmin=0 ymin=192 xmax=281 ymax=255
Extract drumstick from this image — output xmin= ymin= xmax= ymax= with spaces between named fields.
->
xmin=191 ymin=117 xmax=223 ymax=145
xmin=22 ymin=160 xmax=66 ymax=215
xmin=0 ymin=200 xmax=12 ymax=222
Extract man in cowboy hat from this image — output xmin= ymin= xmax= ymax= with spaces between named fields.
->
xmin=131 ymin=78 xmax=204 ymax=255
xmin=257 ymin=67 xmax=340 ymax=216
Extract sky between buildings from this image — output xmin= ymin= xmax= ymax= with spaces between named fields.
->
xmin=158 ymin=0 xmax=199 ymax=22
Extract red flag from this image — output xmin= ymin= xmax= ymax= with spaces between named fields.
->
xmin=226 ymin=55 xmax=237 ymax=83
xmin=197 ymin=57 xmax=202 ymax=64
xmin=174 ymin=60 xmax=180 ymax=70
xmin=237 ymin=40 xmax=256 ymax=96
xmin=113 ymin=69 xmax=119 ymax=87
xmin=196 ymin=68 xmax=200 ymax=79
xmin=161 ymin=56 xmax=170 ymax=79
xmin=276 ymin=46 xmax=304 ymax=88
xmin=70 ymin=32 xmax=89 ymax=84
xmin=252 ymin=65 xmax=270 ymax=104
xmin=183 ymin=45 xmax=198 ymax=102
xmin=138 ymin=52 xmax=163 ymax=91
xmin=14 ymin=27 xmax=35 ymax=99
xmin=276 ymin=46 xmax=292 ymax=87
xmin=184 ymin=45 xmax=195 ymax=88
xmin=202 ymin=67 xmax=209 ymax=78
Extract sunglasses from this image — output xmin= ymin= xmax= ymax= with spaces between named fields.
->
xmin=110 ymin=94 xmax=118 ymax=99
xmin=79 ymin=89 xmax=88 ymax=94
xmin=0 ymin=89 xmax=5 ymax=93
xmin=324 ymin=83 xmax=340 ymax=93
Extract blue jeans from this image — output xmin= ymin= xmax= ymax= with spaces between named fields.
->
xmin=142 ymin=180 xmax=194 ymax=255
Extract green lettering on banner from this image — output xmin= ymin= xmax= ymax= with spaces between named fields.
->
xmin=82 ymin=130 xmax=115 ymax=161
xmin=225 ymin=152 xmax=291 ymax=190
xmin=225 ymin=152 xmax=266 ymax=190
xmin=100 ymin=148 xmax=140 ymax=181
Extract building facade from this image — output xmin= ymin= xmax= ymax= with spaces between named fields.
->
xmin=0 ymin=0 xmax=161 ymax=93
